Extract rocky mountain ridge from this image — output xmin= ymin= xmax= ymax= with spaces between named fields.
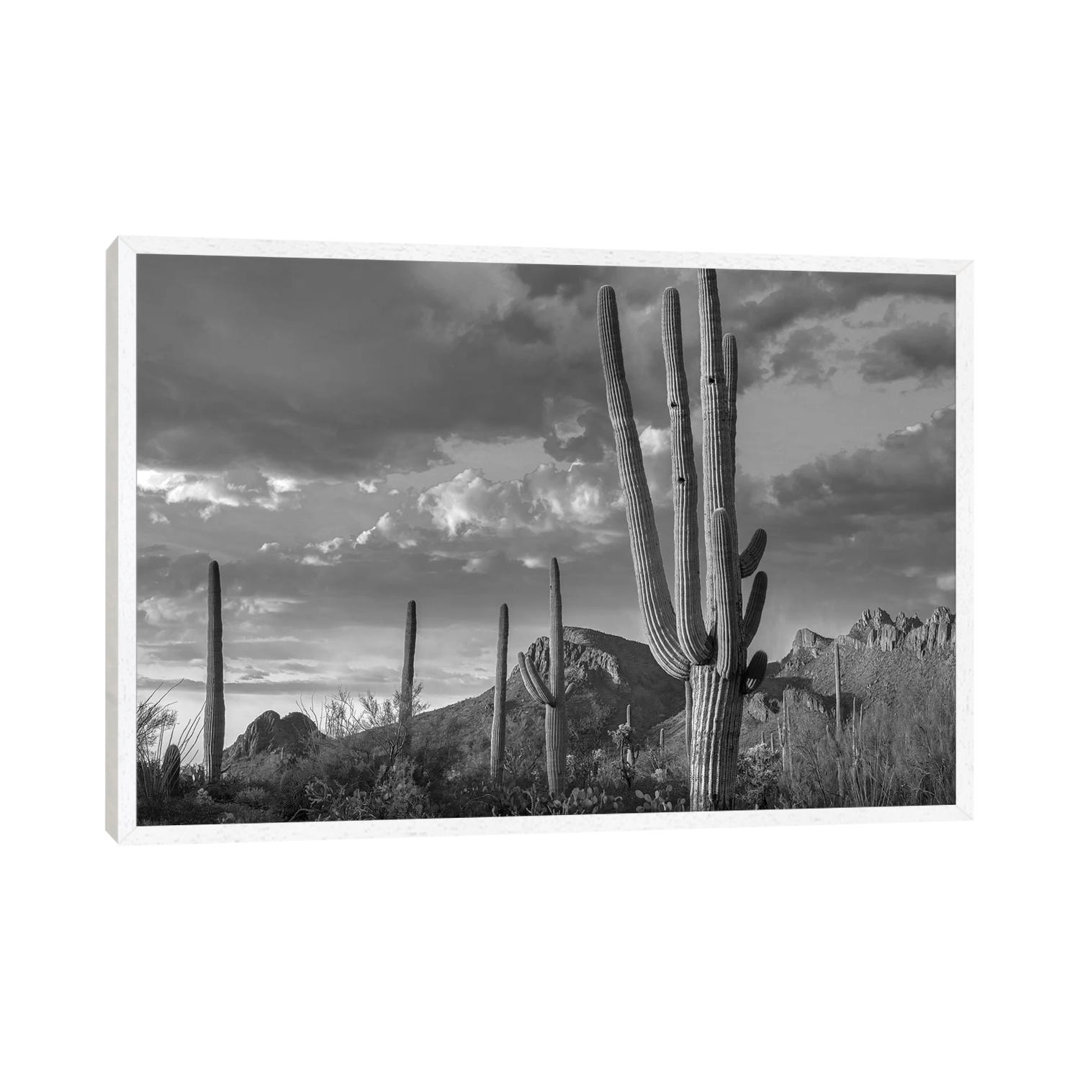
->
xmin=217 ymin=607 xmax=956 ymax=779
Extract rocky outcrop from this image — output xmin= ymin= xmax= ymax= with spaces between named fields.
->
xmin=783 ymin=606 xmax=955 ymax=665
xmin=792 ymin=628 xmax=830 ymax=651
xmin=223 ymin=710 xmax=322 ymax=761
xmin=905 ymin=606 xmax=955 ymax=655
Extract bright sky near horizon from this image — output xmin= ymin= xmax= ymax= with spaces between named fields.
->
xmin=136 ymin=256 xmax=956 ymax=743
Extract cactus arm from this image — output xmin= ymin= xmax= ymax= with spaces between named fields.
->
xmin=698 ymin=271 xmax=740 ymax=629
xmin=739 ymin=528 xmax=768 ymax=578
xmin=518 ymin=651 xmax=554 ymax=707
xmin=741 ymin=571 xmax=768 ymax=646
xmin=742 ymin=650 xmax=768 ymax=694
xmin=598 ymin=285 xmax=689 ymax=681
xmin=710 ymin=509 xmax=742 ymax=678
xmin=662 ymin=287 xmax=711 ymax=665
xmin=722 ymin=332 xmax=740 ymax=518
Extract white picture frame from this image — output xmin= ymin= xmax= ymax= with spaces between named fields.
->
xmin=106 ymin=236 xmax=972 ymax=844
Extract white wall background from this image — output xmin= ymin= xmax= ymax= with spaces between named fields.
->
xmin=4 ymin=2 xmax=1076 ymax=1076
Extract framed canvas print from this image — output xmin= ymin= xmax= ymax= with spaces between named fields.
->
xmin=106 ymin=238 xmax=972 ymax=843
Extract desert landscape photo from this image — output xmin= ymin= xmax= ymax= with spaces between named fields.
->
xmin=134 ymin=255 xmax=956 ymax=823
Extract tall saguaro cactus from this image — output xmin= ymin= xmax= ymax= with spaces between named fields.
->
xmin=490 ymin=603 xmax=509 ymax=785
xmin=400 ymin=600 xmax=417 ymax=736
xmin=833 ymin=639 xmax=843 ymax=739
xmin=598 ymin=271 xmax=770 ymax=810
xmin=204 ymin=559 xmax=225 ymax=782
xmin=518 ymin=558 xmax=567 ymax=796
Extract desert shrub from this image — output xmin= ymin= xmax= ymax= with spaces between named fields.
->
xmin=734 ymin=743 xmax=785 ymax=809
xmin=234 ymin=786 xmax=272 ymax=809
xmin=303 ymin=764 xmax=430 ymax=821
xmin=566 ymin=747 xmax=624 ymax=792
xmin=778 ymin=677 xmax=956 ymax=809
xmin=135 ymin=687 xmax=204 ymax=807
xmin=136 ymin=685 xmax=179 ymax=758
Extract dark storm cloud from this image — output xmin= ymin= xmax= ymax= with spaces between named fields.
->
xmin=738 ymin=271 xmax=955 ymax=338
xmin=542 ymin=405 xmax=612 ymax=462
xmin=859 ymin=319 xmax=955 ymax=383
xmin=744 ymin=406 xmax=956 ymax=619
xmin=139 ymin=257 xmax=957 ymax=488
xmin=138 ymin=255 xmax=566 ymax=480
xmin=767 ymin=406 xmax=955 ymax=531
xmin=769 ymin=326 xmax=839 ymax=383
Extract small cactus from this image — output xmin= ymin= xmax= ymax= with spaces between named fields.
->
xmin=518 ymin=558 xmax=567 ymax=796
xmin=203 ymin=560 xmax=225 ymax=782
xmin=489 ymin=603 xmax=509 ymax=785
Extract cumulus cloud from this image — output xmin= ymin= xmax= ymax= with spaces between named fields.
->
xmin=137 ymin=467 xmax=304 ymax=514
xmin=366 ymin=462 xmax=625 ymax=552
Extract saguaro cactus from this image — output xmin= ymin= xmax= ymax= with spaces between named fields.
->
xmin=598 ymin=271 xmax=769 ymax=810
xmin=778 ymin=690 xmax=791 ymax=778
xmin=833 ymin=639 xmax=843 ymax=739
xmin=398 ymin=599 xmax=417 ymax=750
xmin=490 ymin=603 xmax=509 ymax=785
xmin=518 ymin=558 xmax=567 ymax=796
xmin=401 ymin=600 xmax=417 ymax=722
xmin=204 ymin=559 xmax=225 ymax=782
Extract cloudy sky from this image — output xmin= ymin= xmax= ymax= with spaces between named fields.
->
xmin=136 ymin=254 xmax=956 ymax=739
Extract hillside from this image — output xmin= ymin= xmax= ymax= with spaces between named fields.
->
xmin=655 ymin=605 xmax=956 ymax=752
xmin=408 ymin=626 xmax=685 ymax=778
xmin=218 ymin=606 xmax=956 ymax=782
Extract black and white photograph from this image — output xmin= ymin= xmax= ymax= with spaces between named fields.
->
xmin=131 ymin=251 xmax=959 ymax=826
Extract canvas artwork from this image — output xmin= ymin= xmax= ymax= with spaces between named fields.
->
xmin=111 ymin=243 xmax=965 ymax=837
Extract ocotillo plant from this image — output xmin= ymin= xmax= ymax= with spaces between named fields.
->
xmin=778 ymin=691 xmax=791 ymax=778
xmin=598 ymin=272 xmax=769 ymax=810
xmin=162 ymin=744 xmax=181 ymax=797
xmin=518 ymin=558 xmax=567 ymax=796
xmin=204 ymin=560 xmax=225 ymax=782
xmin=489 ymin=603 xmax=509 ymax=785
